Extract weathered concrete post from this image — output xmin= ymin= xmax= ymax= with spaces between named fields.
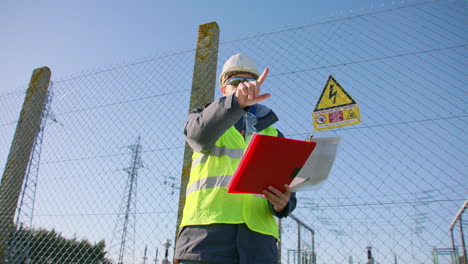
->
xmin=0 ymin=67 xmax=51 ymax=263
xmin=173 ymin=22 xmax=219 ymax=259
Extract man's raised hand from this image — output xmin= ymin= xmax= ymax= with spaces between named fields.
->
xmin=236 ymin=68 xmax=271 ymax=108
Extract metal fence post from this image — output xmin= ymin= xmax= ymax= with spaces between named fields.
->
xmin=459 ymin=214 xmax=467 ymax=264
xmin=289 ymin=214 xmax=316 ymax=264
xmin=450 ymin=200 xmax=468 ymax=264
xmin=173 ymin=22 xmax=219 ymax=258
xmin=0 ymin=67 xmax=51 ymax=264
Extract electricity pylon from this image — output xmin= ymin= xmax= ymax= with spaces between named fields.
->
xmin=110 ymin=136 xmax=143 ymax=264
xmin=8 ymin=84 xmax=56 ymax=263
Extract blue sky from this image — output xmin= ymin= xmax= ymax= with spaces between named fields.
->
xmin=2 ymin=0 xmax=379 ymax=94
xmin=2 ymin=1 xmax=466 ymax=263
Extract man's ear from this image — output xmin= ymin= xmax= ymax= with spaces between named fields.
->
xmin=220 ymin=86 xmax=226 ymax=96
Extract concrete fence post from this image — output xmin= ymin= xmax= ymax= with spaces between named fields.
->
xmin=0 ymin=67 xmax=51 ymax=264
xmin=173 ymin=22 xmax=219 ymax=259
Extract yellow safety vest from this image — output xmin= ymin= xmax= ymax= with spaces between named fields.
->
xmin=181 ymin=125 xmax=280 ymax=239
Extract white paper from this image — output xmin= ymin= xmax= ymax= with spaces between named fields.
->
xmin=290 ymin=133 xmax=341 ymax=192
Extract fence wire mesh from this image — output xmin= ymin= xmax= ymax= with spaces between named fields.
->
xmin=0 ymin=0 xmax=466 ymax=263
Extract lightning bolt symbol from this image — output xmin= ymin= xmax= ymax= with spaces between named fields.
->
xmin=329 ymin=84 xmax=337 ymax=104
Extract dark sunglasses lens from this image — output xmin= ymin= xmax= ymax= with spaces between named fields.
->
xmin=227 ymin=77 xmax=256 ymax=86
xmin=229 ymin=79 xmax=244 ymax=86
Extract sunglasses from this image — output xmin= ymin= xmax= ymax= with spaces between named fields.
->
xmin=225 ymin=77 xmax=257 ymax=86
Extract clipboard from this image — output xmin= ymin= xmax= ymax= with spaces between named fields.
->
xmin=227 ymin=133 xmax=317 ymax=194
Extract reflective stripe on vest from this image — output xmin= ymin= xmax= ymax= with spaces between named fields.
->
xmin=181 ymin=125 xmax=280 ymax=239
xmin=186 ymin=175 xmax=232 ymax=196
xmin=191 ymin=145 xmax=244 ymax=170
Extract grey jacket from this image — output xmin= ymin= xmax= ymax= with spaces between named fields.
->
xmin=186 ymin=94 xmax=282 ymax=150
xmin=175 ymin=94 xmax=296 ymax=263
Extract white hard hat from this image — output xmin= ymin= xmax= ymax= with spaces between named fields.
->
xmin=219 ymin=53 xmax=260 ymax=87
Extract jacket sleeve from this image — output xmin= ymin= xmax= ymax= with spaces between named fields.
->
xmin=269 ymin=192 xmax=297 ymax=218
xmin=184 ymin=94 xmax=247 ymax=152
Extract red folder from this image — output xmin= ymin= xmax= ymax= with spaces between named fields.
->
xmin=227 ymin=134 xmax=316 ymax=194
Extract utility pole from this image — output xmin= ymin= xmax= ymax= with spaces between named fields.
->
xmin=366 ymin=246 xmax=375 ymax=264
xmin=154 ymin=249 xmax=159 ymax=264
xmin=153 ymin=248 xmax=159 ymax=264
xmin=162 ymin=239 xmax=171 ymax=264
xmin=142 ymin=245 xmax=148 ymax=264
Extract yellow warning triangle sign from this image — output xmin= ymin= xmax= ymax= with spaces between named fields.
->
xmin=347 ymin=109 xmax=357 ymax=119
xmin=314 ymin=75 xmax=356 ymax=111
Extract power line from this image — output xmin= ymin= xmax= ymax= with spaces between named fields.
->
xmin=14 ymin=113 xmax=461 ymax=167
xmin=39 ymin=146 xmax=183 ymax=165
xmin=286 ymin=114 xmax=467 ymax=137
xmin=52 ymin=49 xmax=195 ymax=85
xmin=49 ymin=44 xmax=466 ymax=117
xmin=55 ymin=89 xmax=189 ymax=116
xmin=299 ymin=184 xmax=465 ymax=202
xmin=221 ymin=0 xmax=436 ymax=45
xmin=271 ymin=44 xmax=466 ymax=77
xmin=299 ymin=198 xmax=465 ymax=209
xmin=33 ymin=199 xmax=465 ymax=218
xmin=0 ymin=89 xmax=26 ymax=99
xmin=34 ymin=210 xmax=177 ymax=217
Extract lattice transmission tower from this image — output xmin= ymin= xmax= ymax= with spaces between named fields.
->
xmin=110 ymin=136 xmax=143 ymax=264
xmin=8 ymin=83 xmax=56 ymax=263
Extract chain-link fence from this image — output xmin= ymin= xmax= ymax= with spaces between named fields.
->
xmin=1 ymin=0 xmax=466 ymax=263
